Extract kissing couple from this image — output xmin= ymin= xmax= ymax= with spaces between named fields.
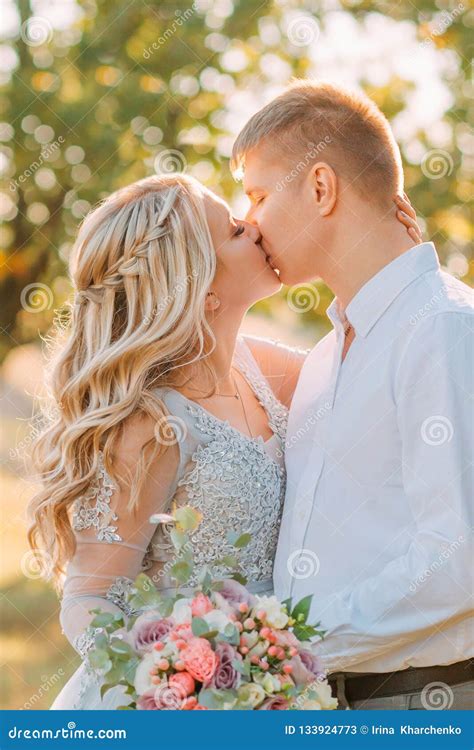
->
xmin=29 ymin=80 xmax=472 ymax=710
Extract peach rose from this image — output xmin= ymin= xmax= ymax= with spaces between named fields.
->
xmin=191 ymin=593 xmax=213 ymax=617
xmin=181 ymin=637 xmax=218 ymax=683
xmin=169 ymin=671 xmax=195 ymax=697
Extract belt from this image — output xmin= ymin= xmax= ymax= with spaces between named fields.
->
xmin=328 ymin=659 xmax=474 ymax=704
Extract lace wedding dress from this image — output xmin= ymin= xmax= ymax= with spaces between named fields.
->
xmin=50 ymin=336 xmax=289 ymax=709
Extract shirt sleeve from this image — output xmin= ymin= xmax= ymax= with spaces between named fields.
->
xmin=310 ymin=311 xmax=473 ymax=672
xmin=60 ymin=415 xmax=180 ymax=659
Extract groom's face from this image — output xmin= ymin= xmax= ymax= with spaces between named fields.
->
xmin=242 ymin=147 xmax=325 ymax=286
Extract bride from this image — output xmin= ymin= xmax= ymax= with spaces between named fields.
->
xmin=27 ymin=173 xmax=419 ymax=709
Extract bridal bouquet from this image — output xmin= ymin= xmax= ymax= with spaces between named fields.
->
xmin=84 ymin=506 xmax=337 ymax=710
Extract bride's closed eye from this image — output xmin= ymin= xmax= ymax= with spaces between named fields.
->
xmin=233 ymin=224 xmax=245 ymax=237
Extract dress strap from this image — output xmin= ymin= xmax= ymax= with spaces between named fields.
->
xmin=233 ymin=336 xmax=288 ymax=444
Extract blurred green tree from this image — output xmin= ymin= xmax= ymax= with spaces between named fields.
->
xmin=0 ymin=0 xmax=471 ymax=360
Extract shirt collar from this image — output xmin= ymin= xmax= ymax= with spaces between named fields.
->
xmin=326 ymin=242 xmax=440 ymax=337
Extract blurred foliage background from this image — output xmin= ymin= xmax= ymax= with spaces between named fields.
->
xmin=0 ymin=0 xmax=472 ymax=709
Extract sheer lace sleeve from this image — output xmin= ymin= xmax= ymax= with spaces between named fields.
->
xmin=60 ymin=413 xmax=180 ymax=659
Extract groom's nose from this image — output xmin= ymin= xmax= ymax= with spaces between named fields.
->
xmin=245 ymin=204 xmax=257 ymax=224
xmin=247 ymin=220 xmax=262 ymax=244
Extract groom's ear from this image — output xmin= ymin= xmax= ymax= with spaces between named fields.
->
xmin=310 ymin=162 xmax=337 ymax=216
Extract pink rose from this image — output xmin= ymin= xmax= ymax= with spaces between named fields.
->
xmin=131 ymin=615 xmax=174 ymax=654
xmin=273 ymin=630 xmax=300 ymax=648
xmin=181 ymin=637 xmax=218 ymax=683
xmin=203 ymin=642 xmax=241 ymax=690
xmin=214 ymin=579 xmax=256 ymax=611
xmin=258 ymin=696 xmax=289 ymax=710
xmin=154 ymin=681 xmax=188 ymax=710
xmin=136 ymin=688 xmax=159 ymax=710
xmin=299 ymin=649 xmax=325 ymax=678
xmin=169 ymin=672 xmax=195 ymax=697
xmin=288 ymin=652 xmax=324 ymax=685
xmin=191 ymin=593 xmax=213 ymax=617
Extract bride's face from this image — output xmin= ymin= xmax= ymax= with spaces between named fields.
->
xmin=204 ymin=191 xmax=282 ymax=310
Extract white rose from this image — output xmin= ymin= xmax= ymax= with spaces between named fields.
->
xmin=133 ymin=652 xmax=155 ymax=694
xmin=312 ymin=681 xmax=338 ymax=710
xmin=299 ymin=697 xmax=322 ymax=710
xmin=237 ymin=683 xmax=266 ymax=708
xmin=171 ymin=598 xmax=193 ymax=624
xmin=203 ymin=609 xmax=233 ymax=633
xmin=253 ymin=671 xmax=280 ymax=693
xmin=153 ymin=639 xmax=178 ymax=662
xmin=253 ymin=595 xmax=289 ymax=629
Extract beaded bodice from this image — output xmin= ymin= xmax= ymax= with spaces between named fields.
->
xmin=70 ymin=336 xmax=289 ymax=623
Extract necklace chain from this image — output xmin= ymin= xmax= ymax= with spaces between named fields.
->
xmin=192 ymin=368 xmax=254 ymax=439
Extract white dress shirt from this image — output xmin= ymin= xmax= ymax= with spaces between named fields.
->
xmin=274 ymin=242 xmax=473 ymax=674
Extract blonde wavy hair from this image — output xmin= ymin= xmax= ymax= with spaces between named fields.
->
xmin=27 ymin=173 xmax=218 ymax=591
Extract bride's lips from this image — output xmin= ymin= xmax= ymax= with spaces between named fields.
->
xmin=258 ymin=243 xmax=280 ymax=276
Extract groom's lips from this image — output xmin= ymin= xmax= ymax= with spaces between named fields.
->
xmin=259 ymin=244 xmax=280 ymax=275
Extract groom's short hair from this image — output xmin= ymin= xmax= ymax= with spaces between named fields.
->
xmin=231 ymin=80 xmax=403 ymax=209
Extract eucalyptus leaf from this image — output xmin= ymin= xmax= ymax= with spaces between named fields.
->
xmin=291 ymin=594 xmax=313 ymax=623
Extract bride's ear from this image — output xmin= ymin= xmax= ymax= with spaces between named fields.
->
xmin=205 ymin=291 xmax=221 ymax=311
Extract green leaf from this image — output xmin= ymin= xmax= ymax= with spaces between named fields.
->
xmin=89 ymin=612 xmax=115 ymax=629
xmin=198 ymin=688 xmax=238 ymax=709
xmin=281 ymin=597 xmax=292 ymax=613
xmin=233 ymin=532 xmax=252 ymax=548
xmin=197 ymin=566 xmax=212 ymax=593
xmin=291 ymin=594 xmax=313 ymax=623
xmin=292 ymin=623 xmax=322 ymax=642
xmin=217 ymin=623 xmax=240 ymax=646
xmin=232 ymin=658 xmax=251 ymax=677
xmin=227 ymin=531 xmax=251 ymax=548
xmin=216 ymin=555 xmax=239 ymax=569
xmin=230 ymin=572 xmax=248 ymax=586
xmin=174 ymin=506 xmax=202 ymax=532
xmin=171 ymin=560 xmax=192 ymax=584
xmin=170 ymin=527 xmax=188 ymax=551
xmin=191 ymin=617 xmax=209 ymax=636
xmin=109 ymin=639 xmax=134 ymax=657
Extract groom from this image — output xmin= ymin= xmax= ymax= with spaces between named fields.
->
xmin=231 ymin=80 xmax=473 ymax=709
